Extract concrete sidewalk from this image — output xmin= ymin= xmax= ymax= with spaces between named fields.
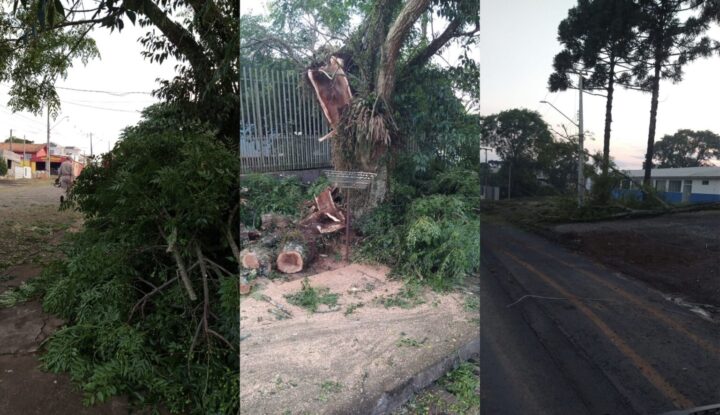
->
xmin=239 ymin=264 xmax=479 ymax=415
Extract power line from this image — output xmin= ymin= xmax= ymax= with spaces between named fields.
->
xmin=61 ymin=100 xmax=143 ymax=113
xmin=56 ymin=86 xmax=153 ymax=96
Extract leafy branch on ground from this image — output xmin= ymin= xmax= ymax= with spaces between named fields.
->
xmin=37 ymin=105 xmax=239 ymax=414
xmin=284 ymin=277 xmax=340 ymax=313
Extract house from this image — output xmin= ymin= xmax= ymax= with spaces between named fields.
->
xmin=618 ymin=167 xmax=720 ymax=203
xmin=1 ymin=149 xmax=21 ymax=173
xmin=0 ymin=143 xmax=84 ymax=177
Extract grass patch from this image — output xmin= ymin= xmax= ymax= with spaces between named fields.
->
xmin=376 ymin=282 xmax=425 ymax=309
xmin=393 ymin=360 xmax=479 ymax=414
xmin=442 ymin=362 xmax=480 ymax=413
xmin=344 ymin=302 xmax=364 ymax=316
xmin=0 ymin=279 xmax=42 ymax=308
xmin=397 ymin=336 xmax=426 ymax=348
xmin=463 ymin=294 xmax=479 ymax=312
xmin=284 ymin=277 xmax=340 ymax=313
xmin=317 ymin=380 xmax=342 ymax=402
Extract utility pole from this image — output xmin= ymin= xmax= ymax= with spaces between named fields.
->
xmin=46 ymin=103 xmax=51 ymax=177
xmin=23 ymin=135 xmax=26 ymax=166
xmin=9 ymin=129 xmax=12 ymax=152
xmin=89 ymin=133 xmax=93 ymax=157
xmin=578 ymin=75 xmax=585 ymax=207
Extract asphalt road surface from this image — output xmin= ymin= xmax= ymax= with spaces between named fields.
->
xmin=481 ymin=221 xmax=720 ymax=415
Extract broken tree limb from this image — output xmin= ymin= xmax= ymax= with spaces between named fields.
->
xmin=240 ymin=246 xmax=272 ymax=271
xmin=276 ymin=241 xmax=310 ymax=274
xmin=169 ymin=245 xmax=198 ymax=301
xmin=258 ymin=294 xmax=293 ymax=318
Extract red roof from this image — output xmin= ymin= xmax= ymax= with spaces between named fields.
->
xmin=0 ymin=143 xmax=45 ymax=154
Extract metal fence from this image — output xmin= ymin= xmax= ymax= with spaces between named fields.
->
xmin=240 ymin=66 xmax=332 ymax=173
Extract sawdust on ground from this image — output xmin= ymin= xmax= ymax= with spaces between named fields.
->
xmin=239 ymin=264 xmax=479 ymax=415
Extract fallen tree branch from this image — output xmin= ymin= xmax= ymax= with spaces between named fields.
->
xmin=128 ymin=276 xmax=179 ymax=322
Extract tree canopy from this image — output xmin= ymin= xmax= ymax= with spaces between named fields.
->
xmin=1 ymin=0 xmax=239 ymax=143
xmin=653 ymin=129 xmax=720 ymax=168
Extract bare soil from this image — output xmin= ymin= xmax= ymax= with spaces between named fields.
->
xmin=552 ymin=210 xmax=720 ymax=308
xmin=239 ymin=264 xmax=479 ymax=414
xmin=0 ymin=179 xmax=130 ymax=414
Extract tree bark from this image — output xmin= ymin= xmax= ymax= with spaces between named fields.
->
xmin=602 ymin=60 xmax=616 ymax=178
xmin=644 ymin=59 xmax=662 ymax=187
xmin=376 ymin=0 xmax=432 ymax=104
xmin=276 ymin=241 xmax=310 ymax=274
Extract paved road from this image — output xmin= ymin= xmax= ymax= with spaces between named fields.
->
xmin=481 ymin=221 xmax=720 ymax=415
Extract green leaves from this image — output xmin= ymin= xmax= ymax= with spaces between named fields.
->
xmin=653 ymin=129 xmax=720 ymax=168
xmin=40 ymin=104 xmax=239 ymax=414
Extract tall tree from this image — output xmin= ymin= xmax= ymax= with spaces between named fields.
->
xmin=633 ymin=0 xmax=713 ymax=185
xmin=242 ymin=0 xmax=479 ymax=214
xmin=653 ymin=129 xmax=720 ymax=167
xmin=480 ymin=109 xmax=554 ymax=198
xmin=549 ymin=0 xmax=642 ymax=182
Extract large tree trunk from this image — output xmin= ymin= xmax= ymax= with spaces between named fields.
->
xmin=643 ymin=60 xmax=662 ymax=187
xmin=602 ymin=61 xmax=615 ymax=178
xmin=329 ymin=0 xmax=431 ymax=217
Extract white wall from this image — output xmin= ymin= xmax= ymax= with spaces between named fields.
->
xmin=692 ymin=178 xmax=720 ymax=195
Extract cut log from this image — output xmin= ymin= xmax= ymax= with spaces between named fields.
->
xmin=240 ymin=246 xmax=271 ymax=271
xmin=261 ymin=213 xmax=291 ymax=231
xmin=276 ymin=241 xmax=310 ymax=274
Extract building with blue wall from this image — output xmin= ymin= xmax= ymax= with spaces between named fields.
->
xmin=615 ymin=167 xmax=720 ymax=204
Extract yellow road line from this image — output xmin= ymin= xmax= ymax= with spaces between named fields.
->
xmin=519 ymin=241 xmax=720 ymax=358
xmin=500 ymin=249 xmax=694 ymax=409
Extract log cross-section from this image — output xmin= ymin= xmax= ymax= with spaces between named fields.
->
xmin=276 ymin=241 xmax=308 ymax=274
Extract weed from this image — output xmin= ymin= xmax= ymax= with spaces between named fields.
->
xmin=377 ymin=282 xmax=425 ymax=309
xmin=285 ymin=278 xmax=340 ymax=313
xmin=463 ymin=294 xmax=479 ymax=312
xmin=344 ymin=302 xmax=364 ymax=316
xmin=442 ymin=362 xmax=480 ymax=413
xmin=317 ymin=380 xmax=342 ymax=402
xmin=397 ymin=336 xmax=426 ymax=348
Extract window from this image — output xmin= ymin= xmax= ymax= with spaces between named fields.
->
xmin=655 ymin=180 xmax=667 ymax=192
xmin=668 ymin=180 xmax=681 ymax=192
xmin=702 ymin=180 xmax=710 ymax=185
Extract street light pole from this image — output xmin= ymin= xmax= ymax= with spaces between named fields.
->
xmin=539 ymin=73 xmax=586 ymax=207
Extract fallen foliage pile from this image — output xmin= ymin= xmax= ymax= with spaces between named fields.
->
xmin=357 ymin=159 xmax=480 ymax=290
xmin=36 ymin=105 xmax=240 ymax=414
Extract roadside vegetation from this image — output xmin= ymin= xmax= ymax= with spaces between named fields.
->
xmin=393 ymin=360 xmax=480 ymax=415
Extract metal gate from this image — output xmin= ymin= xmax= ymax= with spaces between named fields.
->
xmin=240 ymin=66 xmax=332 ymax=173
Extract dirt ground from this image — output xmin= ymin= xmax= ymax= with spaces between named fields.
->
xmin=239 ymin=264 xmax=480 ymax=414
xmin=0 ymin=179 xmax=129 ymax=414
xmin=552 ymin=210 xmax=720 ymax=309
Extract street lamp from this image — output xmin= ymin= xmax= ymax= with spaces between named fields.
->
xmin=540 ymin=76 xmax=586 ymax=207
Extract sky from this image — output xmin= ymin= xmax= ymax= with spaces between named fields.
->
xmin=1 ymin=23 xmax=177 ymax=156
xmin=481 ymin=0 xmax=720 ymax=169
